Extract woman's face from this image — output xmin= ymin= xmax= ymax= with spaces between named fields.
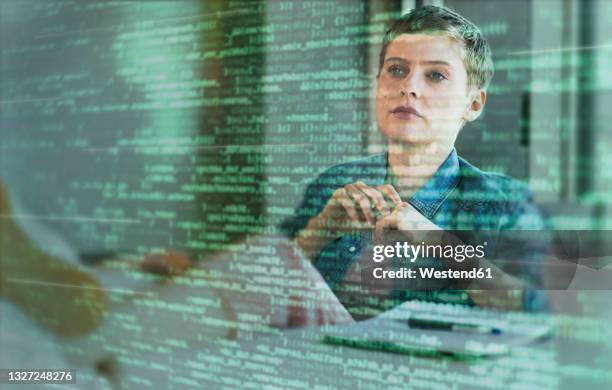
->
xmin=376 ymin=33 xmax=479 ymax=150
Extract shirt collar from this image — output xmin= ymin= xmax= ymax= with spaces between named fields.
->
xmin=385 ymin=149 xmax=460 ymax=219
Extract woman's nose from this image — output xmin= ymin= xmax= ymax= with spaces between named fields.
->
xmin=400 ymin=72 xmax=421 ymax=99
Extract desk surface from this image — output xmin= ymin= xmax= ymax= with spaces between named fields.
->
xmin=3 ymin=287 xmax=611 ymax=390
xmin=180 ymin=323 xmax=610 ymax=390
xmin=99 ymin=293 xmax=612 ymax=390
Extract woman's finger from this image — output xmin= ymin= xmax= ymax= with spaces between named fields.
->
xmin=354 ymin=181 xmax=392 ymax=217
xmin=332 ymin=188 xmax=362 ymax=227
xmin=374 ymin=202 xmax=414 ymax=243
xmin=345 ymin=184 xmax=376 ymax=226
xmin=375 ymin=184 xmax=403 ymax=208
xmin=338 ymin=196 xmax=362 ymax=227
xmin=374 ymin=213 xmax=399 ymax=244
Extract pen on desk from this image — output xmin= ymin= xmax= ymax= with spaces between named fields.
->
xmin=406 ymin=318 xmax=502 ymax=335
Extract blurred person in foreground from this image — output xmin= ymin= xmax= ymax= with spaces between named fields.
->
xmin=0 ymin=183 xmax=107 ymax=338
xmin=0 ymin=179 xmax=351 ymax=387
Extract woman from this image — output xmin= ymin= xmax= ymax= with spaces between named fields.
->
xmin=283 ymin=6 xmax=547 ymax=313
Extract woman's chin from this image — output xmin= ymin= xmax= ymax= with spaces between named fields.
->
xmin=382 ymin=126 xmax=434 ymax=145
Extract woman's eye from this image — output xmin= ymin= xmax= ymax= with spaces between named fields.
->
xmin=428 ymin=71 xmax=447 ymax=82
xmin=387 ymin=65 xmax=406 ymax=77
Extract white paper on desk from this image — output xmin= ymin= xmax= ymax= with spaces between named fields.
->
xmin=323 ymin=301 xmax=552 ymax=357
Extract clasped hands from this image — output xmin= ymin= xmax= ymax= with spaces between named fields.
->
xmin=316 ymin=181 xmax=441 ymax=244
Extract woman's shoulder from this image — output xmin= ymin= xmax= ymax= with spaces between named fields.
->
xmin=454 ymin=155 xmax=545 ymax=229
xmin=456 ymin=155 xmax=532 ymax=203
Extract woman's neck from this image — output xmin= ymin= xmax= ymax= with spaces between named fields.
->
xmin=387 ymin=140 xmax=452 ymax=199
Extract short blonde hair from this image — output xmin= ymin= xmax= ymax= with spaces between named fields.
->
xmin=378 ymin=5 xmax=494 ymax=90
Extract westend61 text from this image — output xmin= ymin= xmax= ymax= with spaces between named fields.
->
xmin=373 ymin=267 xmax=493 ymax=280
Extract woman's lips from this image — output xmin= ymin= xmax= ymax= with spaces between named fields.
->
xmin=392 ymin=111 xmax=419 ymax=120
xmin=391 ymin=106 xmax=422 ymax=120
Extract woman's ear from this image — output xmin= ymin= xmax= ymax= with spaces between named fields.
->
xmin=462 ymin=89 xmax=487 ymax=123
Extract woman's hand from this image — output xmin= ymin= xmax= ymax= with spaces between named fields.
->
xmin=321 ymin=181 xmax=402 ymax=233
xmin=374 ymin=202 xmax=440 ymax=245
xmin=373 ymin=202 xmax=529 ymax=310
xmin=296 ymin=181 xmax=402 ymax=261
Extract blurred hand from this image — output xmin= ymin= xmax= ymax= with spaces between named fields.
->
xmin=139 ymin=250 xmax=193 ymax=277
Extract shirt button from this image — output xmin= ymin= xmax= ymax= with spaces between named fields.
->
xmin=348 ymin=246 xmax=356 ymax=253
